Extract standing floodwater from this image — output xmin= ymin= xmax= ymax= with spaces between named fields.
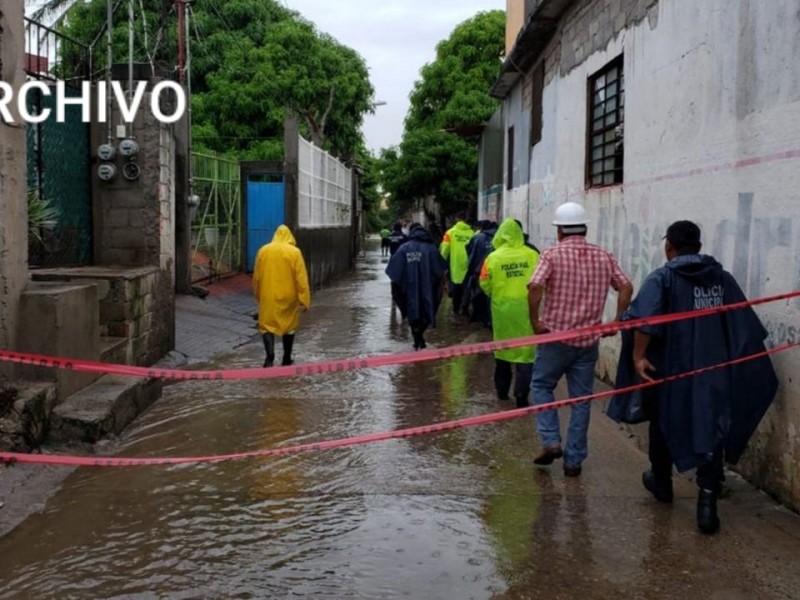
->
xmin=0 ymin=241 xmax=798 ymax=599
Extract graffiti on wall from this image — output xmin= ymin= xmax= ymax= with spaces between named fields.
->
xmin=592 ymin=192 xmax=799 ymax=349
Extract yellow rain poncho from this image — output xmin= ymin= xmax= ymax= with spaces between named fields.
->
xmin=252 ymin=225 xmax=311 ymax=336
xmin=479 ymin=219 xmax=540 ymax=363
xmin=440 ymin=220 xmax=475 ymax=284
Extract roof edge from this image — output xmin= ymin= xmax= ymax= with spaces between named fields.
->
xmin=491 ymin=0 xmax=579 ymax=99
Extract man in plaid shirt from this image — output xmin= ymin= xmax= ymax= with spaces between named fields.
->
xmin=527 ymin=202 xmax=633 ymax=476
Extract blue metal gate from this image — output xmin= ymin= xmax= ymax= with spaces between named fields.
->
xmin=246 ymin=174 xmax=285 ymax=271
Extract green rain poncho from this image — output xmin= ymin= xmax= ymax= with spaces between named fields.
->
xmin=440 ymin=220 xmax=475 ymax=284
xmin=479 ymin=219 xmax=540 ymax=363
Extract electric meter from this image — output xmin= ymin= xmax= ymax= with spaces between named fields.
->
xmin=119 ymin=138 xmax=140 ymax=157
xmin=122 ymin=162 xmax=141 ymax=181
xmin=97 ymin=143 xmax=116 ymax=161
xmin=98 ymin=163 xmax=117 ymax=181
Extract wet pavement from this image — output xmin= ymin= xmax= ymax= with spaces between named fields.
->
xmin=0 ymin=240 xmax=799 ymax=599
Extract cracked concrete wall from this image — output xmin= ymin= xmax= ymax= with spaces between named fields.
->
xmin=501 ymin=0 xmax=800 ymax=508
xmin=0 ymin=3 xmax=28 ymax=364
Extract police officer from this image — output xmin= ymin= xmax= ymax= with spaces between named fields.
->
xmin=480 ymin=219 xmax=540 ymax=407
xmin=440 ymin=211 xmax=475 ymax=314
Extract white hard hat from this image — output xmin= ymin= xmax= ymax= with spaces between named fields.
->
xmin=552 ymin=202 xmax=588 ymax=226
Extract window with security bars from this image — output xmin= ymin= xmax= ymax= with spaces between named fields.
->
xmin=587 ymin=56 xmax=624 ymax=187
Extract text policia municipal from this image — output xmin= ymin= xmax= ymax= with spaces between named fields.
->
xmin=0 ymin=80 xmax=186 ymax=125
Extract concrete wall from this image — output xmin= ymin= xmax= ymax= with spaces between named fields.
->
xmin=89 ymin=83 xmax=178 ymax=363
xmin=91 ymin=87 xmax=176 ymax=271
xmin=282 ymin=114 xmax=355 ymax=288
xmin=295 ymin=227 xmax=353 ymax=290
xmin=501 ymin=0 xmax=800 ymax=507
xmin=18 ymin=282 xmax=101 ymax=398
xmin=506 ymin=0 xmax=527 ymax=55
xmin=32 ymin=266 xmax=171 ymax=366
xmin=0 ymin=3 xmax=28 ymax=363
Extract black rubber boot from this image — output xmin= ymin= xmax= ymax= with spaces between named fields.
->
xmin=281 ymin=334 xmax=295 ymax=366
xmin=642 ymin=469 xmax=674 ymax=503
xmin=262 ymin=334 xmax=275 ymax=368
xmin=410 ymin=321 xmax=427 ymax=350
xmin=697 ymin=489 xmax=720 ymax=534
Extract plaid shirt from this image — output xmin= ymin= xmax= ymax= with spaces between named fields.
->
xmin=529 ymin=236 xmax=631 ymax=347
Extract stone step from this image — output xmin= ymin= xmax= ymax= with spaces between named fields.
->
xmin=100 ymin=336 xmax=128 ymax=365
xmin=18 ymin=281 xmax=101 ymax=399
xmin=0 ymin=382 xmax=57 ymax=451
xmin=49 ymin=375 xmax=162 ymax=444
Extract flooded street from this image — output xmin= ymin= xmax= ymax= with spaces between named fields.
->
xmin=0 ymin=241 xmax=799 ymax=599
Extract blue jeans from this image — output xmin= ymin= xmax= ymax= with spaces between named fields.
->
xmin=530 ymin=342 xmax=599 ymax=467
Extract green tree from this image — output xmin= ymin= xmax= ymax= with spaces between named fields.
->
xmin=385 ymin=10 xmax=505 ymax=217
xmin=53 ymin=0 xmax=373 ymax=159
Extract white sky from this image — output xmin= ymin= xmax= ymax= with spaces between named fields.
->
xmin=282 ymin=0 xmax=506 ymax=153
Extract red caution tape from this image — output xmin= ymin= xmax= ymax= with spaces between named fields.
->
xmin=0 ymin=342 xmax=797 ymax=467
xmin=0 ymin=290 xmax=798 ymax=381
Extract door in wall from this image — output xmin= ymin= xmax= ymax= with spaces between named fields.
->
xmin=246 ymin=173 xmax=285 ymax=272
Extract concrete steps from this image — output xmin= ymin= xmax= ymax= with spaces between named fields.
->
xmin=49 ymin=375 xmax=162 ymax=444
xmin=100 ymin=336 xmax=128 ymax=366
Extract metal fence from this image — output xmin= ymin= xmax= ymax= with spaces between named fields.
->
xmin=191 ymin=152 xmax=242 ymax=282
xmin=24 ymin=16 xmax=93 ymax=83
xmin=24 ymin=17 xmax=93 ymax=267
xmin=297 ymin=137 xmax=352 ymax=229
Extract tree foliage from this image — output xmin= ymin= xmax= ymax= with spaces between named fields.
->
xmin=383 ymin=10 xmax=505 ymax=217
xmin=56 ymin=0 xmax=374 ymax=159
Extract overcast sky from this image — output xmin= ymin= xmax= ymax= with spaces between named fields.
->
xmin=283 ymin=0 xmax=505 ymax=154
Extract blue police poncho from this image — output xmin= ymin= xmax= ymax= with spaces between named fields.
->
xmin=608 ymin=254 xmax=778 ymax=472
xmin=385 ymin=226 xmax=448 ymax=326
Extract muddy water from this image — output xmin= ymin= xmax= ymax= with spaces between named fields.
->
xmin=0 ymin=243 xmax=538 ymax=598
xmin=0 ymin=242 xmax=798 ymax=599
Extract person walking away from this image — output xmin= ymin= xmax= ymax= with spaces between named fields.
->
xmin=515 ymin=219 xmax=541 ymax=254
xmin=388 ymin=222 xmax=407 ymax=257
xmin=386 ymin=223 xmax=448 ymax=350
xmin=465 ymin=221 xmax=498 ymax=327
xmin=252 ymin=224 xmax=311 ymax=367
xmin=607 ymin=220 xmax=778 ymax=534
xmin=379 ymin=226 xmax=391 ymax=257
xmin=528 ymin=202 xmax=633 ymax=476
xmin=440 ymin=211 xmax=475 ymax=314
xmin=428 ymin=220 xmax=443 ymax=249
xmin=479 ymin=219 xmax=540 ymax=407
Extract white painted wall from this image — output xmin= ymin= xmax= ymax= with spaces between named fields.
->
xmin=504 ymin=0 xmax=800 ymax=506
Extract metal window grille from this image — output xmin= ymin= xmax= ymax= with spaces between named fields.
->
xmin=297 ymin=137 xmax=352 ymax=229
xmin=587 ymin=56 xmax=624 ymax=187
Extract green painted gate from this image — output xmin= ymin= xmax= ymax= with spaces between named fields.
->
xmin=26 ymin=86 xmax=93 ymax=267
xmin=191 ymin=152 xmax=242 ymax=282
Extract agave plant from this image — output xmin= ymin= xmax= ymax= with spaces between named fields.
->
xmin=28 ymin=188 xmax=60 ymax=244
